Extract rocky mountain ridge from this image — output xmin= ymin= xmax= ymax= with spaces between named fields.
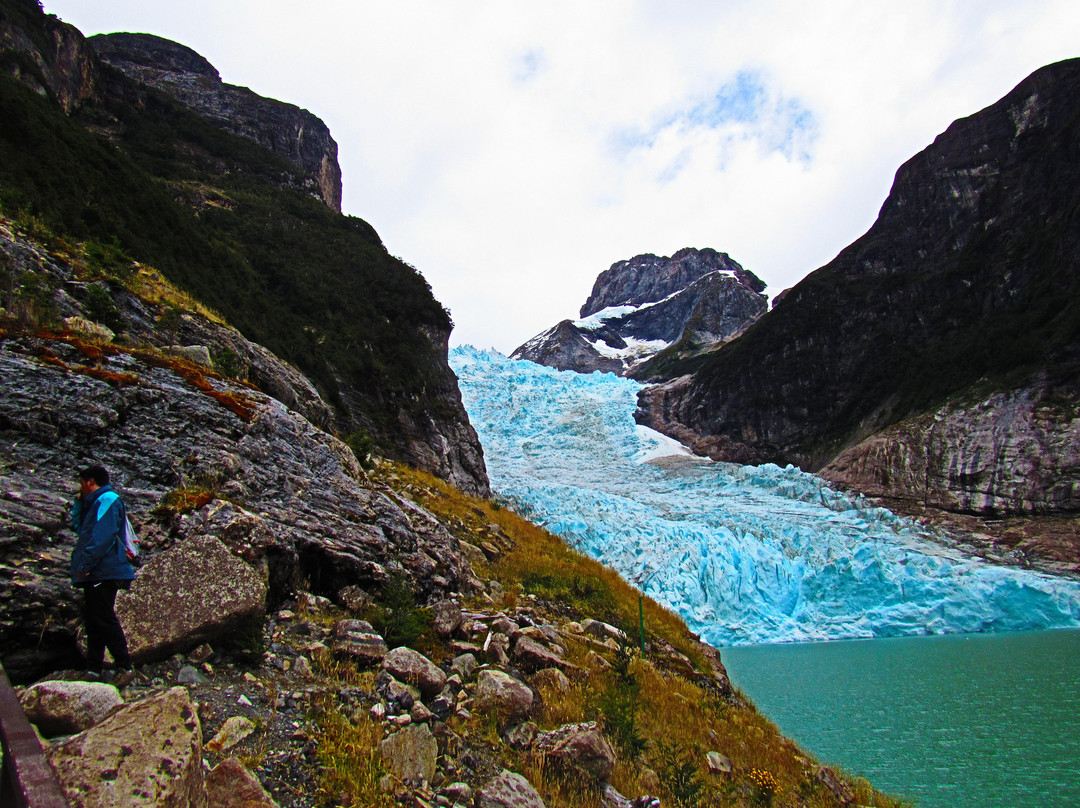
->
xmin=636 ymin=59 xmax=1080 ymax=563
xmin=89 ymin=32 xmax=343 ymax=212
xmin=0 ymin=0 xmax=489 ymax=495
xmin=512 ymin=248 xmax=767 ymax=376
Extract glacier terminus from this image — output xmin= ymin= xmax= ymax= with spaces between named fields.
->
xmin=451 ymin=346 xmax=1080 ymax=647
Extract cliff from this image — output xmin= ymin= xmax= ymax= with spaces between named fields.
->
xmin=637 ymin=60 xmax=1080 ymax=539
xmin=513 ymin=248 xmax=767 ymax=376
xmin=0 ymin=0 xmax=488 ymax=495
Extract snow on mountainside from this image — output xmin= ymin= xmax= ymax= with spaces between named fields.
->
xmin=512 ymin=248 xmax=767 ymax=376
xmin=452 ymin=346 xmax=1080 ymax=646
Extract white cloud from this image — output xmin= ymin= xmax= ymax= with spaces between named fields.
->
xmin=45 ymin=0 xmax=1080 ymax=351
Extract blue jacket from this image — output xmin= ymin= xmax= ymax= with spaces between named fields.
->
xmin=69 ymin=485 xmax=135 ymax=586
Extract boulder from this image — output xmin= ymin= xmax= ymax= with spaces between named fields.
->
xmin=380 ymin=723 xmax=438 ymax=786
xmin=473 ymin=669 xmax=535 ymax=722
xmin=20 ymin=680 xmax=123 ymax=737
xmin=530 ymin=668 xmax=571 ymax=694
xmin=533 ymin=722 xmax=616 ymax=781
xmin=450 ymin=652 xmax=477 ymax=682
xmin=581 ymin=619 xmax=626 ymax=644
xmin=475 ymin=769 xmax=546 ymax=808
xmin=46 ymin=686 xmax=204 ymax=807
xmin=331 ymin=619 xmax=388 ymax=666
xmin=432 ymin=600 xmax=463 ymax=636
xmin=381 ymin=647 xmax=446 ymax=698
xmin=705 ymin=751 xmax=732 ymax=776
xmin=512 ymin=635 xmax=565 ymax=674
xmin=205 ymin=715 xmax=257 ymax=753
xmin=116 ymin=535 xmax=267 ymax=662
xmin=205 ymin=757 xmax=280 ymax=808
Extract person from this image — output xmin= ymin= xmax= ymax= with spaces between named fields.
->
xmin=69 ymin=464 xmax=135 ymax=680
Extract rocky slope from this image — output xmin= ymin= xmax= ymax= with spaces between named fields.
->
xmin=637 ymin=60 xmax=1080 ymax=542
xmin=513 ymin=248 xmax=767 ymax=376
xmin=90 ymin=32 xmax=342 ymax=212
xmin=0 ymin=0 xmax=489 ymax=495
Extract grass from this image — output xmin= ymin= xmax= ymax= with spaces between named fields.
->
xmin=368 ymin=462 xmax=909 ymax=808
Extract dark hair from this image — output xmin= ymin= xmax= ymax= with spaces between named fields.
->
xmin=78 ymin=465 xmax=110 ymax=486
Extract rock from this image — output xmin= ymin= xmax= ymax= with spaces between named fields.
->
xmin=450 ymin=653 xmax=478 ymax=682
xmin=46 ymin=687 xmax=204 ymax=807
xmin=459 ymin=541 xmax=488 ymax=568
xmin=473 ymin=669 xmax=535 ymax=721
xmin=410 ymin=701 xmax=434 ymax=723
xmin=485 ymin=632 xmax=511 ymax=666
xmin=187 ymin=643 xmax=214 ymax=664
xmin=165 ymin=344 xmax=213 ymax=368
xmin=502 ymin=721 xmax=538 ymax=750
xmin=63 ymin=315 xmax=115 ymax=342
xmin=332 ymin=619 xmax=389 ymax=666
xmin=336 ymin=585 xmax=372 ymax=614
xmin=432 ymin=600 xmax=464 ymax=636
xmin=530 ymin=668 xmax=571 ymax=694
xmin=381 ymin=647 xmax=446 ymax=698
xmin=116 ymin=535 xmax=266 ymax=663
xmin=706 ymin=751 xmax=732 ymax=776
xmin=20 ymin=680 xmax=123 ymax=737
xmin=380 ymin=723 xmax=438 ymax=786
xmin=816 ymin=766 xmax=856 ymax=805
xmin=513 ymin=248 xmax=766 ymax=376
xmin=511 ymin=635 xmax=565 ymax=674
xmin=440 ymin=782 xmax=474 ymax=804
xmin=533 ymin=722 xmax=616 ymax=781
xmin=206 ymin=757 xmax=280 ymax=808
xmin=475 ymin=769 xmax=545 ymax=808
xmin=205 ymin=715 xmax=257 ymax=753
xmin=177 ymin=665 xmax=208 ymax=685
xmin=635 ymin=59 xmax=1080 ymax=539
xmin=580 ymin=619 xmax=626 ymax=644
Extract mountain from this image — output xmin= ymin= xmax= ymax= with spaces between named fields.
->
xmin=637 ymin=60 xmax=1080 ymax=532
xmin=512 ymin=247 xmax=768 ymax=375
xmin=0 ymin=0 xmax=487 ymax=494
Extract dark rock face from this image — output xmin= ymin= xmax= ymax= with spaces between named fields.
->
xmin=580 ymin=247 xmax=763 ymax=317
xmin=90 ymin=33 xmax=342 ymax=212
xmin=0 ymin=2 xmax=98 ymax=111
xmin=513 ymin=248 xmax=767 ymax=376
xmin=637 ymin=59 xmax=1080 ymax=520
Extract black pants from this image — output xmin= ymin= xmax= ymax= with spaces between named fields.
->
xmin=83 ymin=580 xmax=131 ymax=672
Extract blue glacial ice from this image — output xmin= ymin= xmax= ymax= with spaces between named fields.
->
xmin=450 ymin=346 xmax=1080 ymax=646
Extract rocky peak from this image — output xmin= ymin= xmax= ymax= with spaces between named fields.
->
xmin=580 ymin=247 xmax=761 ymax=318
xmin=89 ymin=32 xmax=343 ymax=212
xmin=514 ymin=247 xmax=767 ymax=376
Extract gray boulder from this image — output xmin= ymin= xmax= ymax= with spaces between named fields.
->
xmin=331 ymin=619 xmax=388 ymax=666
xmin=381 ymin=646 xmax=446 ymax=698
xmin=116 ymin=535 xmax=267 ymax=662
xmin=205 ymin=757 xmax=280 ymax=808
xmin=473 ymin=669 xmax=535 ymax=722
xmin=476 ymin=769 xmax=546 ymax=808
xmin=20 ymin=680 xmax=123 ymax=737
xmin=533 ymin=722 xmax=616 ymax=781
xmin=380 ymin=723 xmax=438 ymax=786
xmin=46 ymin=687 xmax=205 ymax=807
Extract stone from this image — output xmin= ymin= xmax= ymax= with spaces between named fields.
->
xmin=381 ymin=647 xmax=446 ymax=698
xmin=332 ymin=619 xmax=389 ymax=666
xmin=533 ymin=722 xmax=616 ymax=781
xmin=816 ymin=766 xmax=856 ymax=805
xmin=46 ymin=687 xmax=204 ymax=807
xmin=432 ymin=600 xmax=464 ymax=636
xmin=706 ymin=751 xmax=732 ymax=776
xmin=165 ymin=344 xmax=213 ymax=367
xmin=451 ymin=653 xmax=478 ymax=682
xmin=580 ymin=619 xmax=627 ymax=643
xmin=459 ymin=541 xmax=488 ymax=568
xmin=511 ymin=635 xmax=565 ymax=674
xmin=380 ymin=723 xmax=438 ymax=786
xmin=205 ymin=715 xmax=257 ymax=753
xmin=475 ymin=769 xmax=545 ymax=808
xmin=485 ymin=632 xmax=511 ymax=666
xmin=441 ymin=782 xmax=474 ymax=804
xmin=502 ymin=721 xmax=538 ymax=750
xmin=116 ymin=535 xmax=267 ymax=663
xmin=20 ymin=680 xmax=123 ymax=737
xmin=205 ymin=757 xmax=280 ymax=807
xmin=530 ymin=668 xmax=571 ymax=694
xmin=473 ymin=669 xmax=535 ymax=722
xmin=177 ymin=665 xmax=208 ymax=684
xmin=63 ymin=315 xmax=115 ymax=342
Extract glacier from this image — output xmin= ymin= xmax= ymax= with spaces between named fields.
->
xmin=450 ymin=346 xmax=1080 ymax=646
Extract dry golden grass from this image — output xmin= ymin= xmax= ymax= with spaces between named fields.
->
xmin=128 ymin=265 xmax=226 ymax=324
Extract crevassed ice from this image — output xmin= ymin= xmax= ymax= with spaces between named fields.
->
xmin=450 ymin=346 xmax=1080 ymax=646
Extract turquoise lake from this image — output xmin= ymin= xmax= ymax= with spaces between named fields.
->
xmin=721 ymin=629 xmax=1080 ymax=808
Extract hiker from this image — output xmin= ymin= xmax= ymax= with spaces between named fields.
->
xmin=69 ymin=464 xmax=134 ymax=680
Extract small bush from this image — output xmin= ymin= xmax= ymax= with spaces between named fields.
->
xmin=370 ymin=572 xmax=430 ymax=650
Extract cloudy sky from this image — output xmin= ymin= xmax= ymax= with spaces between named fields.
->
xmin=46 ymin=1 xmax=1079 ymax=352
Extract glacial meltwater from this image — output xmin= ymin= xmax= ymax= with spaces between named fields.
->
xmin=722 ymin=630 xmax=1080 ymax=808
xmin=450 ymin=346 xmax=1080 ymax=804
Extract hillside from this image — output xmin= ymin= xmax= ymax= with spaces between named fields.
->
xmin=637 ymin=59 xmax=1080 ymax=544
xmin=0 ymin=0 xmax=487 ymax=494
